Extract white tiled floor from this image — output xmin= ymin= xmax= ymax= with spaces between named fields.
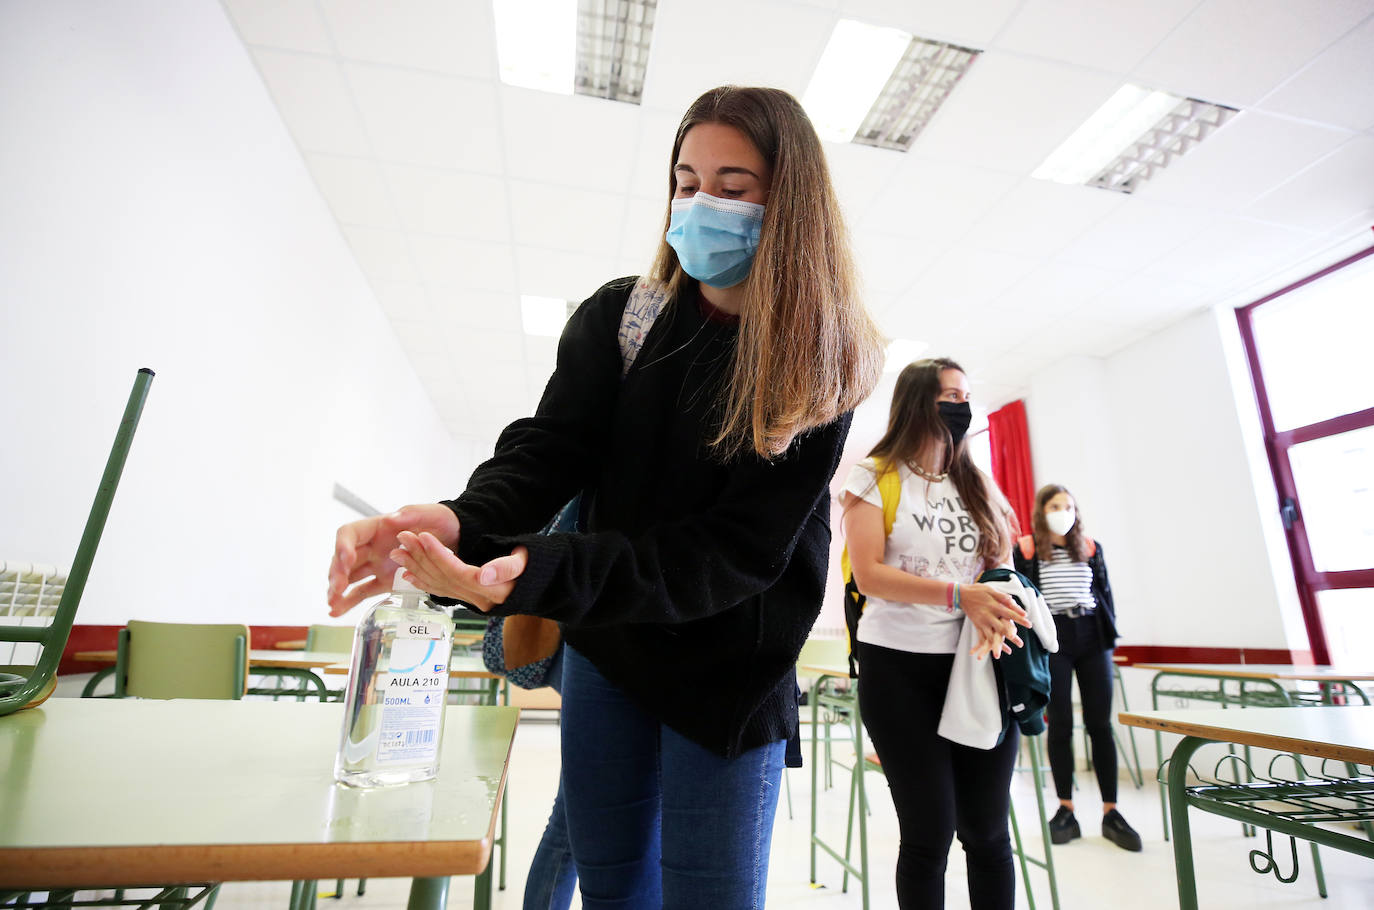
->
xmin=205 ymin=720 xmax=1373 ymax=909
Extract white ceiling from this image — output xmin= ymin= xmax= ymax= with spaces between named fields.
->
xmin=221 ymin=0 xmax=1374 ymax=452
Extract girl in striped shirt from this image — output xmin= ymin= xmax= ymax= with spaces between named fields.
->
xmin=1012 ymin=484 xmax=1141 ymax=852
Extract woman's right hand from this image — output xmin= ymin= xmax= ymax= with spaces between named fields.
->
xmin=326 ymin=503 xmax=460 ymax=616
xmin=959 ymin=583 xmax=1030 ymax=660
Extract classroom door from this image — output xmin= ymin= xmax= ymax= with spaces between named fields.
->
xmin=1237 ymin=245 xmax=1374 ymax=665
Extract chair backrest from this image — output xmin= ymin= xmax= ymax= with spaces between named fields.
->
xmin=0 ymin=562 xmax=67 ymax=665
xmin=117 ymin=620 xmax=250 ymax=700
xmin=797 ymin=637 xmax=849 ymax=677
xmin=305 ymin=623 xmax=355 ymax=653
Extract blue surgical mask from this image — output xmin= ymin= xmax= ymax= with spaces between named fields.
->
xmin=665 ymin=192 xmax=765 ymax=289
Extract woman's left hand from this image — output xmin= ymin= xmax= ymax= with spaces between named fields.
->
xmin=390 ymin=530 xmax=528 ymax=612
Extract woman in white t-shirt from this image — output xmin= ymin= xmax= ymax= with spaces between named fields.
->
xmin=840 ymin=357 xmax=1030 ymax=910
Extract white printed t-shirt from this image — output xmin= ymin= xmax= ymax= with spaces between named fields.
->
xmin=841 ymin=458 xmax=1010 ymax=654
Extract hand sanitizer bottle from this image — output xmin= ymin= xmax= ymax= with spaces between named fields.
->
xmin=335 ymin=568 xmax=454 ymax=787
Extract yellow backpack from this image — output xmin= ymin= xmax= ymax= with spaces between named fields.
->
xmin=840 ymin=464 xmax=901 ymax=677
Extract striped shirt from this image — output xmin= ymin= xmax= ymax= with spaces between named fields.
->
xmin=1038 ymin=546 xmax=1094 ymax=615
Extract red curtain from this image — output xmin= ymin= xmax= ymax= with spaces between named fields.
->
xmin=987 ymin=399 xmax=1034 ymax=538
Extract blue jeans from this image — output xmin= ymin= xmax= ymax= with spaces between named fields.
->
xmin=523 ymin=646 xmax=578 ymax=910
xmin=560 ymin=646 xmax=786 ymax=910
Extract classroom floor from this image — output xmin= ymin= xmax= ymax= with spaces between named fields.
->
xmin=203 ymin=719 xmax=1372 ymax=909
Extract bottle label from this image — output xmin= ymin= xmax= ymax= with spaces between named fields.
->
xmin=376 ymin=634 xmax=451 ymax=766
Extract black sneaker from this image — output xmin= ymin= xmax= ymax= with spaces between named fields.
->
xmin=1048 ymin=806 xmax=1080 ymax=845
xmin=1102 ymin=809 xmax=1143 ymax=852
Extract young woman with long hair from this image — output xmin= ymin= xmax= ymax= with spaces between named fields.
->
xmin=840 ymin=357 xmax=1031 ymax=910
xmin=326 ymin=85 xmax=885 ymax=909
xmin=1013 ymin=484 xmax=1140 ymax=852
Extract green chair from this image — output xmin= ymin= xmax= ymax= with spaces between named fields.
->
xmin=0 ymin=370 xmax=154 ymax=717
xmin=114 ymin=621 xmax=249 ymax=700
xmin=305 ymin=623 xmax=355 ymax=653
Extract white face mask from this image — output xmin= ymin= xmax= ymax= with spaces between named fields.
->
xmin=1045 ymin=510 xmax=1076 ymax=536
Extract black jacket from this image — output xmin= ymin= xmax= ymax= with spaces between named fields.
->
xmin=1012 ymin=537 xmax=1119 ymax=649
xmin=443 ymin=277 xmax=851 ymax=759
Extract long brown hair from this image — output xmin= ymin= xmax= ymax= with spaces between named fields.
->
xmin=646 ymin=85 xmax=885 ymax=459
xmin=1032 ymin=484 xmax=1093 ymax=562
xmin=867 ymin=358 xmax=1011 ymax=568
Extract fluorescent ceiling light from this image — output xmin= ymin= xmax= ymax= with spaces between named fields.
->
xmin=803 ymin=20 xmax=911 ymax=143
xmin=521 ymin=295 xmax=571 ymax=336
xmin=494 ymin=0 xmax=577 ymax=94
xmin=884 ymin=338 xmax=929 ymax=372
xmin=576 ymin=0 xmax=657 ymax=104
xmin=1033 ymin=85 xmax=1239 ymax=193
xmin=494 ymin=0 xmax=656 ymax=104
xmin=803 ymin=20 xmax=979 ymax=149
xmin=853 ymin=37 xmax=979 ymax=151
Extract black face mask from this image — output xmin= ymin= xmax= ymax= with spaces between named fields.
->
xmin=938 ymin=401 xmax=972 ymax=447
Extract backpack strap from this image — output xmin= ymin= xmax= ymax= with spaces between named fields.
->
xmin=617 ymin=278 xmax=670 ymax=376
xmin=877 ymin=465 xmax=901 ymax=537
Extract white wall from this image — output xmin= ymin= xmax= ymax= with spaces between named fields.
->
xmin=0 ymin=1 xmax=471 ymax=625
xmin=1025 ymin=309 xmax=1306 ymax=653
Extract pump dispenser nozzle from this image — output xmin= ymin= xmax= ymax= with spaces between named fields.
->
xmin=392 ymin=567 xmax=422 ymax=594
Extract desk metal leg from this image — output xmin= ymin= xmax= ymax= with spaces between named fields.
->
xmin=809 ymin=676 xmax=821 ymax=885
xmin=407 ymin=876 xmax=451 ymax=910
xmin=80 ymin=666 xmax=115 ymax=698
xmin=1168 ymin=736 xmax=1206 ymax=910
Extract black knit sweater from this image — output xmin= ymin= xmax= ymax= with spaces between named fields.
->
xmin=443 ymin=277 xmax=851 ymax=758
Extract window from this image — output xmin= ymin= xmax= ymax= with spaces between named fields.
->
xmin=1236 ymin=244 xmax=1374 ymax=664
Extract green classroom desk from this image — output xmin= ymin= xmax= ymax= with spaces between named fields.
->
xmin=0 ymin=698 xmax=518 ymax=910
xmin=1121 ymin=705 xmax=1374 ymax=910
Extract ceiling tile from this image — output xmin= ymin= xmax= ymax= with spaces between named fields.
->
xmin=1054 ymin=200 xmax=1216 ymax=272
xmin=304 ymin=152 xmax=398 ymax=227
xmin=429 ymin=288 xmax=523 ymax=334
xmin=409 ymin=234 xmax=516 ymax=291
xmin=250 ymin=49 xmax=371 ymax=156
xmin=1000 ymin=260 xmax=1123 ymax=314
xmin=618 ymin=197 xmax=667 ymax=267
xmin=851 ymin=230 xmax=946 ymax=296
xmin=320 ymin=0 xmax=496 ymax=80
xmin=382 ymin=164 xmax=510 ymax=240
xmin=642 ymin=0 xmax=834 ymax=113
xmin=1140 ymin=215 xmax=1320 ymax=291
xmin=1258 ymin=14 xmax=1374 ymax=131
xmin=392 ymin=316 xmax=449 ymax=356
xmin=500 ymin=87 xmax=641 ymax=194
xmin=883 ymin=247 xmax=1043 ymax=337
xmin=341 ymin=225 xmax=417 ymax=282
xmin=1136 ymin=111 xmax=1353 ymax=213
xmin=907 ymin=51 xmax=1123 ymax=175
xmin=625 ymin=107 xmax=686 ymax=200
xmin=839 ymin=0 xmax=1021 ymax=46
xmin=962 ymin=179 xmax=1125 ymax=258
xmin=992 ymin=0 xmax=1199 ymax=74
xmin=515 ymin=247 xmax=627 ymax=303
xmin=1244 ymin=135 xmax=1374 ymax=232
xmin=371 ymin=280 xmax=432 ymax=321
xmin=507 ymin=181 xmax=627 ymax=257
xmin=223 ymin=0 xmax=334 ymax=53
xmin=826 ymin=142 xmax=907 ymax=225
xmin=1131 ymin=0 xmax=1374 ymax=108
xmin=857 ymin=157 xmax=1020 ymax=241
xmin=346 ymin=64 xmax=503 ymax=172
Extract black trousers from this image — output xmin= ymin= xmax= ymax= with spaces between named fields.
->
xmin=1045 ymin=613 xmax=1117 ymax=803
xmin=858 ymin=642 xmax=1018 ymax=910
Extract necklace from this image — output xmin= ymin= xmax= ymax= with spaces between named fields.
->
xmin=909 ymin=461 xmax=948 ymax=482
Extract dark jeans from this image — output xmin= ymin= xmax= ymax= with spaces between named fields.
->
xmin=857 ymin=642 xmax=1019 ymax=910
xmin=559 ymin=646 xmax=786 ymax=910
xmin=1046 ymin=613 xmax=1117 ymax=803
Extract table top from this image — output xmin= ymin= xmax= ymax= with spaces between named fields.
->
xmin=72 ymin=649 xmax=353 ymax=670
xmin=1119 ymin=706 xmax=1374 ymax=765
xmin=0 ymin=697 xmax=519 ymax=888
xmin=1133 ymin=662 xmax=1374 ymax=681
xmin=322 ymin=655 xmax=498 ymax=679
